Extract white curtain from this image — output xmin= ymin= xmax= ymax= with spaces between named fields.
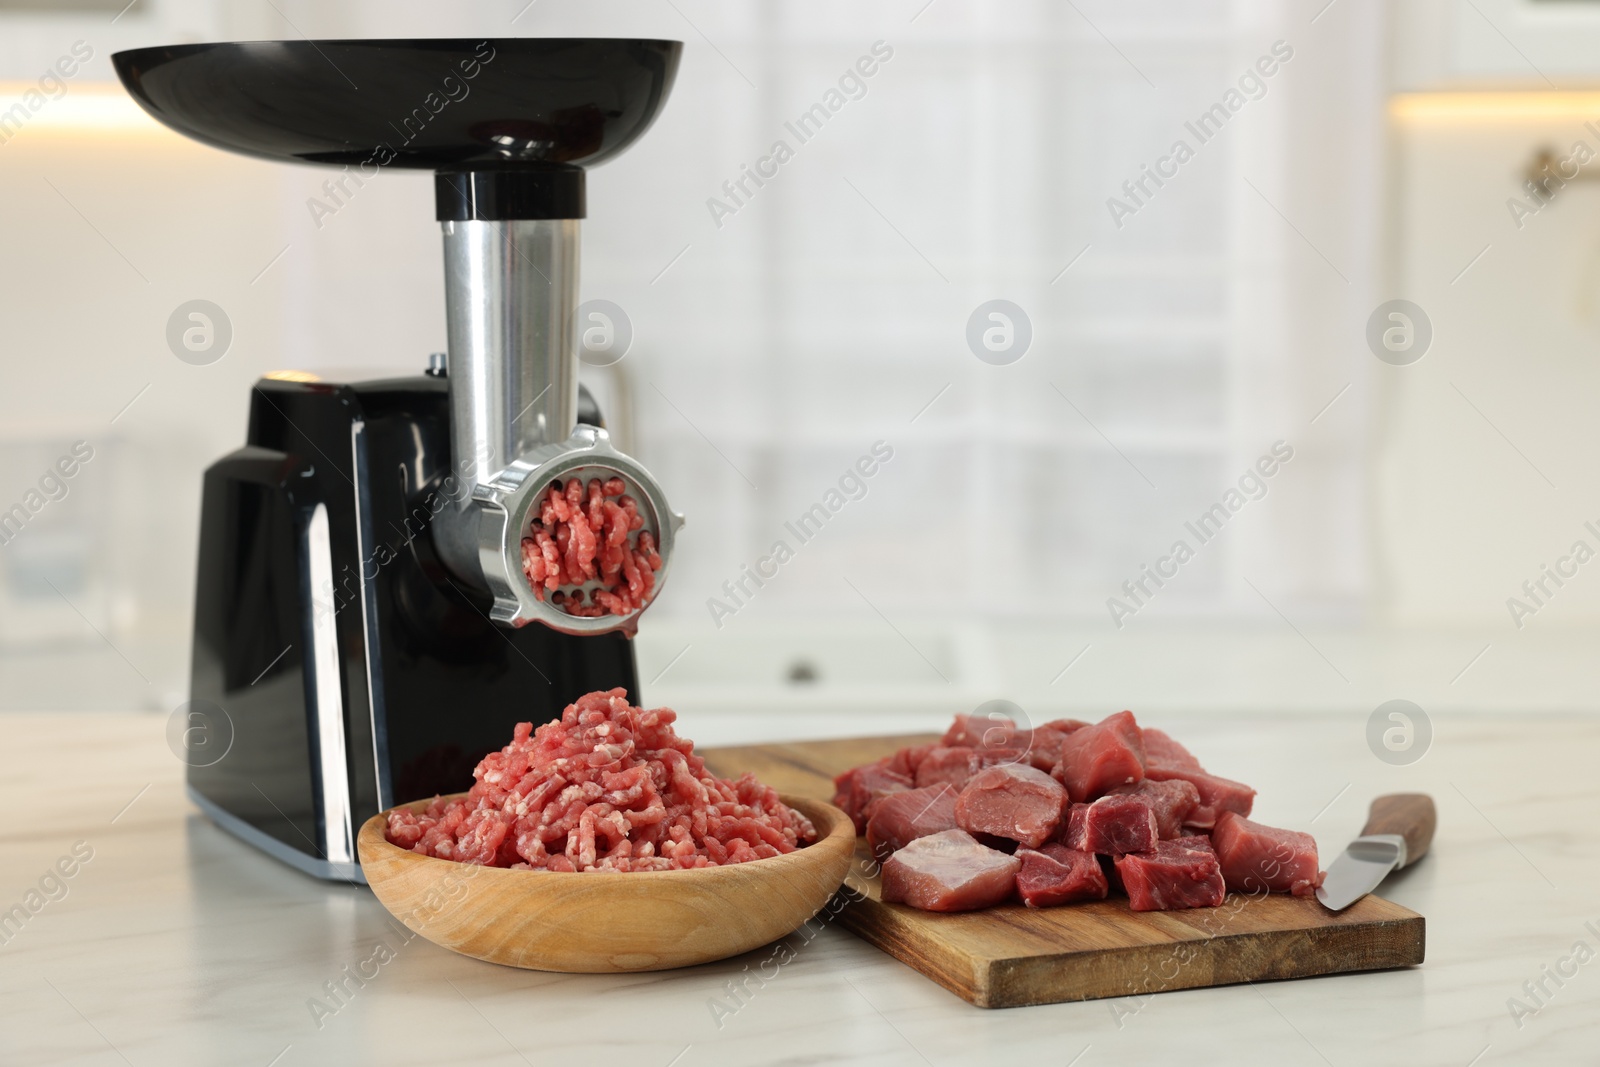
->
xmin=582 ymin=0 xmax=1391 ymax=629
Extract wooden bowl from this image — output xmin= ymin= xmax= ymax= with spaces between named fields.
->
xmin=356 ymin=793 xmax=855 ymax=972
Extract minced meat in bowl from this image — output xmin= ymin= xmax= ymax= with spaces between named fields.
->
xmin=385 ymin=688 xmax=817 ymax=872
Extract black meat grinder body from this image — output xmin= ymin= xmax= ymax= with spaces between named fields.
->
xmin=113 ymin=38 xmax=684 ymax=881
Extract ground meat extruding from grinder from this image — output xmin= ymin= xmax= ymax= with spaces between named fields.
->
xmin=385 ymin=689 xmax=815 ymax=872
xmin=521 ymin=477 xmax=662 ymax=617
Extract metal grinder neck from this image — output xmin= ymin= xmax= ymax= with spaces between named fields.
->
xmin=441 ymin=217 xmax=580 ymax=489
xmin=436 ymin=166 xmax=587 ymax=491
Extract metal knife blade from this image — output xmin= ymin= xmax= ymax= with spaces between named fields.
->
xmin=1315 ymin=833 xmax=1408 ymax=911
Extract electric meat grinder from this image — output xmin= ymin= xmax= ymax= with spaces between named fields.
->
xmin=112 ymin=39 xmax=684 ymax=881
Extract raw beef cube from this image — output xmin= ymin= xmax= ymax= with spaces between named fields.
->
xmin=940 ymin=716 xmax=1036 ymax=777
xmin=913 ymin=746 xmax=982 ymax=789
xmin=1022 ymin=738 xmax=1057 ymax=772
xmin=1211 ymin=812 xmax=1324 ymax=897
xmin=1115 ymin=839 xmax=1227 ymax=911
xmin=832 ymin=762 xmax=913 ymax=834
xmin=1020 ymin=720 xmax=1088 ymax=772
xmin=1064 ymin=794 xmax=1159 ymax=855
xmin=1144 ymin=765 xmax=1256 ymax=828
xmin=1109 ymin=778 xmax=1201 ymax=839
xmin=1041 ymin=718 xmax=1093 ymax=735
xmin=880 ymin=830 xmax=1021 ymax=912
xmin=943 ymin=716 xmax=1090 ymax=772
xmin=1141 ymin=727 xmax=1204 ymax=771
xmin=866 ymin=784 xmax=960 ymax=861
xmin=914 ymin=745 xmax=1028 ymax=789
xmin=1063 ymin=803 xmax=1089 ymax=849
xmin=955 ymin=764 xmax=1069 ymax=848
xmin=1016 ymin=843 xmax=1109 ymax=907
xmin=942 ymin=713 xmax=1027 ymax=751
xmin=1139 ymin=727 xmax=1255 ymax=828
xmin=1053 ymin=710 xmax=1146 ymax=802
xmin=884 ymin=742 xmax=938 ymax=779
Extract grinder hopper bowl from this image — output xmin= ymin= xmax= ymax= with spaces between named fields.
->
xmin=112 ymin=39 xmax=684 ymax=881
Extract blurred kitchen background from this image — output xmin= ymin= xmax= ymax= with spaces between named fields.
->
xmin=2 ymin=0 xmax=1598 ymax=735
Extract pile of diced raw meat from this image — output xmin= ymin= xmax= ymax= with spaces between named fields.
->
xmin=521 ymin=477 xmax=662 ymax=617
xmin=386 ymin=689 xmax=815 ymax=871
xmin=832 ymin=710 xmax=1323 ymax=912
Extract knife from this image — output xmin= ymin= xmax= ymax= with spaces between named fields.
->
xmin=1315 ymin=793 xmax=1436 ymax=911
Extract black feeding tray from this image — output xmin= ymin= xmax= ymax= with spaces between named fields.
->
xmin=112 ymin=38 xmax=681 ymax=216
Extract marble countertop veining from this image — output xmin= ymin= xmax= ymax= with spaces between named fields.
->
xmin=0 ymin=710 xmax=1596 ymax=1066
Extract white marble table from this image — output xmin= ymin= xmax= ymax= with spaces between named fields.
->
xmin=0 ymin=710 xmax=1592 ymax=1066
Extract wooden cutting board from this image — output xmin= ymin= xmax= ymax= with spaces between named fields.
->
xmin=702 ymin=733 xmax=1425 ymax=1009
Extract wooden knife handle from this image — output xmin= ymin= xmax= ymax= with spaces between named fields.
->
xmin=1361 ymin=793 xmax=1435 ymax=868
